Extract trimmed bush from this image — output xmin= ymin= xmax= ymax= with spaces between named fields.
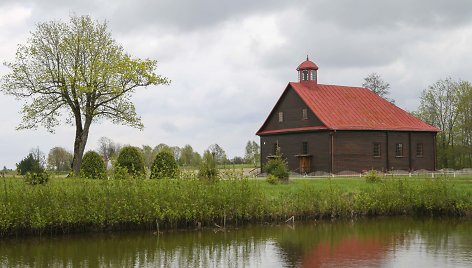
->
xmin=150 ymin=151 xmax=178 ymax=179
xmin=264 ymin=156 xmax=289 ymax=183
xmin=365 ymin=170 xmax=382 ymax=183
xmin=24 ymin=170 xmax=49 ymax=185
xmin=116 ymin=146 xmax=145 ymax=176
xmin=80 ymin=151 xmax=106 ymax=179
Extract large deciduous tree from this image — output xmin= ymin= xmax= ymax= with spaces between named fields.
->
xmin=208 ymin=144 xmax=227 ymax=165
xmin=244 ymin=140 xmax=260 ymax=167
xmin=47 ymin=146 xmax=73 ymax=171
xmin=97 ymin=136 xmax=121 ymax=164
xmin=1 ymin=15 xmax=169 ymax=175
xmin=417 ymin=78 xmax=465 ymax=168
xmin=362 ymin=73 xmax=394 ymax=103
xmin=179 ymin=144 xmax=195 ymax=166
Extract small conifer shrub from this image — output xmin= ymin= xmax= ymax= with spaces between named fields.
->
xmin=80 ymin=151 xmax=106 ymax=179
xmin=264 ymin=154 xmax=289 ymax=183
xmin=150 ymin=151 xmax=179 ymax=179
xmin=116 ymin=146 xmax=145 ymax=176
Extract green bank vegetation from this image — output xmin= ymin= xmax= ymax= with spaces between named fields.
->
xmin=0 ymin=175 xmax=471 ymax=237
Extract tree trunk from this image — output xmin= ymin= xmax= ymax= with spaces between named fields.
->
xmin=72 ymin=118 xmax=92 ymax=175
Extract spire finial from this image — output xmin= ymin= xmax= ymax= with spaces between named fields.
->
xmin=306 ymin=55 xmax=309 ymax=61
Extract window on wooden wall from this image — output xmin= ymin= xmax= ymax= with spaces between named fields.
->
xmin=395 ymin=143 xmax=404 ymax=157
xmin=302 ymin=108 xmax=308 ymax=120
xmin=302 ymin=142 xmax=308 ymax=154
xmin=278 ymin=112 xmax=284 ymax=122
xmin=416 ymin=143 xmax=424 ymax=157
xmin=272 ymin=143 xmax=278 ymax=155
xmin=373 ymin=143 xmax=381 ymax=158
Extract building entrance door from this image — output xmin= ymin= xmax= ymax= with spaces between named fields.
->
xmin=298 ymin=156 xmax=311 ymax=174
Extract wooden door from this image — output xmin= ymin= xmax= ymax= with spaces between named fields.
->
xmin=299 ymin=157 xmax=311 ymax=173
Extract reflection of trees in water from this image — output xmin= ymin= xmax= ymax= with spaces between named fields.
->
xmin=0 ymin=227 xmax=271 ymax=267
xmin=0 ymin=218 xmax=471 ymax=267
xmin=396 ymin=218 xmax=472 ymax=260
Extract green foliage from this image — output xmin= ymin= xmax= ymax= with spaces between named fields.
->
xmin=24 ymin=170 xmax=49 ymax=185
xmin=266 ymin=174 xmax=279 ymax=185
xmin=111 ymin=165 xmax=133 ymax=180
xmin=365 ymin=170 xmax=382 ymax=183
xmin=150 ymin=151 xmax=179 ymax=179
xmin=0 ymin=176 xmax=470 ymax=236
xmin=97 ymin=137 xmax=121 ymax=164
xmin=208 ymin=144 xmax=227 ymax=165
xmin=141 ymin=145 xmax=155 ymax=170
xmin=0 ymin=15 xmax=169 ymax=175
xmin=198 ymin=150 xmax=219 ymax=182
xmin=116 ymin=146 xmax=145 ymax=176
xmin=179 ymin=144 xmax=194 ymax=166
xmin=47 ymin=147 xmax=73 ymax=172
xmin=363 ymin=72 xmax=393 ymax=102
xmin=244 ymin=140 xmax=260 ymax=166
xmin=80 ymin=151 xmax=106 ymax=179
xmin=16 ymin=153 xmax=41 ymax=175
xmin=417 ymin=78 xmax=472 ymax=169
xmin=264 ymin=156 xmax=289 ymax=183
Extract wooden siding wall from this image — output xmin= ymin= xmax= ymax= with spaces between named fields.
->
xmin=333 ymin=131 xmax=435 ymax=172
xmin=260 ymin=131 xmax=436 ymax=173
xmin=260 ymin=132 xmax=331 ymax=172
xmin=410 ymin=132 xmax=436 ymax=170
xmin=333 ymin=131 xmax=388 ymax=172
xmin=261 ymin=88 xmax=324 ymax=132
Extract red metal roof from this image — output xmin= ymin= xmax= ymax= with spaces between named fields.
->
xmin=256 ymin=82 xmax=440 ymax=135
xmin=257 ymin=126 xmax=328 ymax=135
xmin=290 ymin=82 xmax=440 ymax=132
xmin=297 ymin=59 xmax=319 ymax=70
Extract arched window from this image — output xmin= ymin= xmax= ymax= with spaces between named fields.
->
xmin=302 ymin=70 xmax=308 ymax=81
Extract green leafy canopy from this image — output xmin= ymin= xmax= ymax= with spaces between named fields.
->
xmin=1 ymin=15 xmax=169 ymax=132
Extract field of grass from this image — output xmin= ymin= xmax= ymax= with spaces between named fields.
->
xmin=0 ymin=175 xmax=471 ymax=236
xmin=256 ymin=176 xmax=472 ymax=196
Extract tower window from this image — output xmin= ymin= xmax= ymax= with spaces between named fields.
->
xmin=302 ymin=70 xmax=308 ymax=81
xmin=311 ymin=70 xmax=317 ymax=81
xmin=278 ymin=112 xmax=283 ymax=122
xmin=395 ymin=143 xmax=404 ymax=157
xmin=302 ymin=108 xmax=308 ymax=120
xmin=416 ymin=143 xmax=423 ymax=157
xmin=373 ymin=143 xmax=381 ymax=158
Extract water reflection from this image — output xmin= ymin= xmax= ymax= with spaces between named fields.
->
xmin=0 ymin=218 xmax=471 ymax=267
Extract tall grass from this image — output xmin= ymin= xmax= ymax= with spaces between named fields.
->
xmin=0 ymin=176 xmax=470 ymax=236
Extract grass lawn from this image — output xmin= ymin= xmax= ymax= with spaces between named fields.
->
xmin=253 ymin=176 xmax=472 ymax=197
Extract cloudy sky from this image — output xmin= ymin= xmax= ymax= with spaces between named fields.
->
xmin=1 ymin=0 xmax=472 ymax=168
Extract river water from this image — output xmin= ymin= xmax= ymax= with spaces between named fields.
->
xmin=0 ymin=217 xmax=471 ymax=267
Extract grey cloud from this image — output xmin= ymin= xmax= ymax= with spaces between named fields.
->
xmin=309 ymin=0 xmax=472 ymax=31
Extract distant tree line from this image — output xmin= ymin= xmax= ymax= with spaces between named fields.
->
xmin=13 ymin=138 xmax=261 ymax=174
xmin=416 ymin=78 xmax=472 ymax=169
